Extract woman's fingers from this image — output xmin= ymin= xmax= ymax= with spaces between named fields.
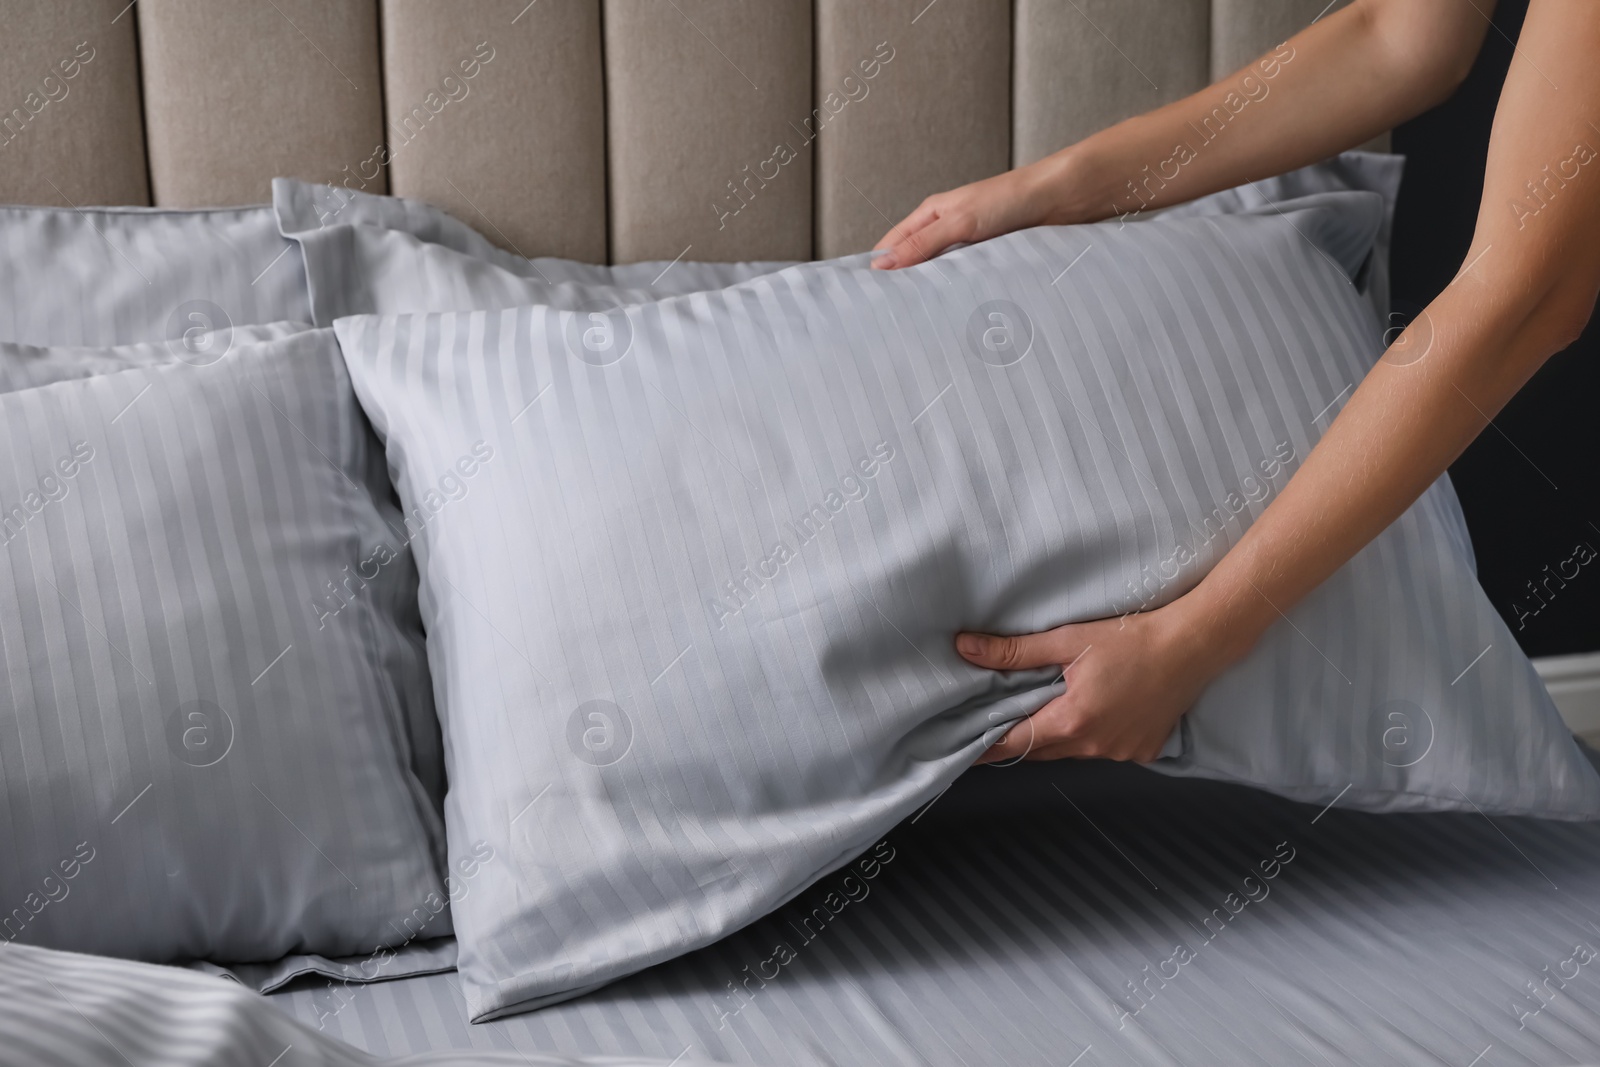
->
xmin=874 ymin=213 xmax=969 ymax=270
xmin=875 ymin=168 xmax=1045 ymax=268
xmin=963 ymin=609 xmax=1200 ymax=767
xmin=873 ymin=200 xmax=938 ymax=253
xmin=956 ymin=623 xmax=1090 ymax=672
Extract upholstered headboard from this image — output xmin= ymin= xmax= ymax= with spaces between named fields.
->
xmin=2 ymin=0 xmax=1360 ymax=263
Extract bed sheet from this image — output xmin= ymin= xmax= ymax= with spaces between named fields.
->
xmin=268 ymin=756 xmax=1600 ymax=1066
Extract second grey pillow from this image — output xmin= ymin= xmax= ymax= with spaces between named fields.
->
xmin=0 ymin=331 xmax=449 ymax=969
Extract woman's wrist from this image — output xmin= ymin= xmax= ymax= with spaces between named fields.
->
xmin=1019 ymin=140 xmax=1120 ymax=227
xmin=1161 ymin=570 xmax=1279 ymax=673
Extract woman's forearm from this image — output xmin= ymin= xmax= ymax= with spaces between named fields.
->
xmin=1026 ymin=0 xmax=1492 ymax=226
xmin=874 ymin=1 xmax=1492 ymax=271
xmin=1165 ymin=0 xmax=1600 ymax=669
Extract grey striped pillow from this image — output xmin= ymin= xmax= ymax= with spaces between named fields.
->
xmin=333 ymin=191 xmax=1600 ymax=1019
xmin=0 ymin=203 xmax=308 ymax=346
xmin=0 ymin=329 xmax=449 ymax=966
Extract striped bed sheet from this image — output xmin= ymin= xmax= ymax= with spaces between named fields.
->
xmin=266 ymin=757 xmax=1600 ymax=1066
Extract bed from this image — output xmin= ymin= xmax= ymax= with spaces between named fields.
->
xmin=6 ymin=3 xmax=1600 ymax=1066
xmin=266 ymin=756 xmax=1600 ymax=1067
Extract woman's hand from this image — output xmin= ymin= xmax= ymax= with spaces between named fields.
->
xmin=957 ymin=603 xmax=1226 ymax=764
xmin=872 ymin=161 xmax=1067 ymax=270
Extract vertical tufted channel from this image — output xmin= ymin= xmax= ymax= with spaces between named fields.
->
xmin=813 ymin=0 xmax=1010 ymax=259
xmin=138 ymin=0 xmax=386 ymax=206
xmin=602 ymin=0 xmax=812 ymax=263
xmin=0 ymin=0 xmax=149 ymax=206
xmin=1013 ymin=0 xmax=1210 ymax=167
xmin=380 ymin=0 xmax=608 ymax=261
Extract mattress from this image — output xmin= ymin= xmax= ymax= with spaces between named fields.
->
xmin=267 ymin=755 xmax=1600 ymax=1066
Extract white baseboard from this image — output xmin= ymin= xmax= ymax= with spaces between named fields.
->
xmin=1535 ymin=652 xmax=1600 ymax=742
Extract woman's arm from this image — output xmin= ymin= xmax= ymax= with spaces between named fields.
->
xmin=873 ymin=0 xmax=1490 ymax=269
xmin=958 ymin=0 xmax=1600 ymax=764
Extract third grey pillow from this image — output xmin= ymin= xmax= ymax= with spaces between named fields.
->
xmin=273 ymin=178 xmax=795 ymax=325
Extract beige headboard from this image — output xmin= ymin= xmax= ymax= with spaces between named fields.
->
xmin=1 ymin=0 xmax=1352 ymax=263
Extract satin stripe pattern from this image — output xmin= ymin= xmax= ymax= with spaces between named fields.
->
xmin=333 ymin=190 xmax=1600 ymax=1020
xmin=0 ymin=331 xmax=448 ymax=965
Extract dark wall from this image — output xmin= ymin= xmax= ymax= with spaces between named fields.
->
xmin=1391 ymin=0 xmax=1599 ymax=658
